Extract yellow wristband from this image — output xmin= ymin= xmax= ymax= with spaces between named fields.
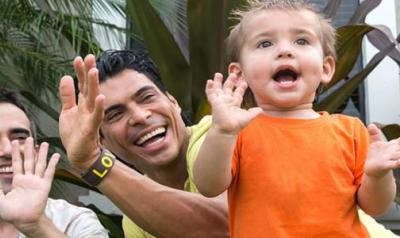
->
xmin=81 ymin=149 xmax=115 ymax=186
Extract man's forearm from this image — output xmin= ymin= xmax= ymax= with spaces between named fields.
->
xmin=98 ymin=161 xmax=228 ymax=238
xmin=357 ymin=171 xmax=396 ymax=216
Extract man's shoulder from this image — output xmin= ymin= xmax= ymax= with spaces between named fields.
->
xmin=45 ymin=198 xmax=108 ymax=237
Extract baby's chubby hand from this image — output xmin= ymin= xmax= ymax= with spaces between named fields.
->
xmin=206 ymin=73 xmax=262 ymax=135
xmin=364 ymin=124 xmax=400 ymax=178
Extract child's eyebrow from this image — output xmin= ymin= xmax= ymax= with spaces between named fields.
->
xmin=290 ymin=28 xmax=317 ymax=37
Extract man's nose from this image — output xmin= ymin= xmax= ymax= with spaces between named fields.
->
xmin=128 ymin=105 xmax=151 ymax=125
xmin=0 ymin=137 xmax=12 ymax=157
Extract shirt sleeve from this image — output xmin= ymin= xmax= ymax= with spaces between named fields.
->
xmin=44 ymin=199 xmax=109 ymax=238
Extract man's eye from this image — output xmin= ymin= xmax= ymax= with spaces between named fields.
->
xmin=105 ymin=111 xmax=123 ymax=123
xmin=10 ymin=134 xmax=28 ymax=142
xmin=257 ymin=40 xmax=272 ymax=48
xmin=296 ymin=38 xmax=309 ymax=45
xmin=142 ymin=94 xmax=155 ymax=102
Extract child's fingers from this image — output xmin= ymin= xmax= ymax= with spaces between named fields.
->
xmin=367 ymin=124 xmax=382 ymax=143
xmin=35 ymin=142 xmax=49 ymax=177
xmin=11 ymin=140 xmax=23 ymax=175
xmin=212 ymin=73 xmax=224 ymax=90
xmin=223 ymin=73 xmax=238 ymax=95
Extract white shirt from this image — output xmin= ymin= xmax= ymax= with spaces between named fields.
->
xmin=19 ymin=198 xmax=109 ymax=238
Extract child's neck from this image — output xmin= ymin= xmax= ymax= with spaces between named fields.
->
xmin=261 ymin=103 xmax=320 ymax=119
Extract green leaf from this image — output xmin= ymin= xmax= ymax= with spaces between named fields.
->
xmin=315 ymin=43 xmax=395 ymax=112
xmin=367 ymin=26 xmax=400 ymax=66
xmin=348 ymin=0 xmax=382 ymax=24
xmin=126 ymin=0 xmax=192 ymax=112
xmin=328 ymin=24 xmax=374 ymax=88
xmin=381 ymin=124 xmax=400 ymax=141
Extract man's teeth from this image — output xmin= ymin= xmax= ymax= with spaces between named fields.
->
xmin=0 ymin=166 xmax=12 ymax=173
xmin=137 ymin=127 xmax=166 ymax=145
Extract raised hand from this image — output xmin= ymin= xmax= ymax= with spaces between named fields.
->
xmin=0 ymin=138 xmax=59 ymax=228
xmin=59 ymin=55 xmax=105 ymax=171
xmin=206 ymin=73 xmax=262 ymax=135
xmin=364 ymin=124 xmax=400 ymax=178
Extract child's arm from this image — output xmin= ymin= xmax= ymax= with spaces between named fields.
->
xmin=193 ymin=73 xmax=262 ymax=197
xmin=357 ymin=124 xmax=400 ymax=216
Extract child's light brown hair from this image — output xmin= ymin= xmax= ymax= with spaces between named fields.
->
xmin=226 ymin=0 xmax=337 ymax=63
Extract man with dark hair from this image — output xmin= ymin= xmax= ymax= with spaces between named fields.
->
xmin=0 ymin=88 xmax=109 ymax=238
xmin=59 ymin=50 xmax=228 ymax=238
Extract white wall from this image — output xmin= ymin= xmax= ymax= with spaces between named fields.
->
xmin=364 ymin=0 xmax=400 ymax=125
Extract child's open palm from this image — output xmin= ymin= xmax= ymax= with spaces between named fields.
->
xmin=364 ymin=124 xmax=400 ymax=178
xmin=206 ymin=73 xmax=262 ymax=135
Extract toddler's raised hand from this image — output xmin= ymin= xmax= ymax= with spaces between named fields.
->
xmin=206 ymin=73 xmax=262 ymax=135
xmin=364 ymin=124 xmax=400 ymax=178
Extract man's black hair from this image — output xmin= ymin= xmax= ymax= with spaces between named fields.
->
xmin=96 ymin=49 xmax=167 ymax=93
xmin=0 ymin=88 xmax=37 ymax=141
xmin=96 ymin=49 xmax=192 ymax=126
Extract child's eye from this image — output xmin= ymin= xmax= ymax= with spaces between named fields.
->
xmin=295 ymin=38 xmax=309 ymax=45
xmin=257 ymin=40 xmax=272 ymax=48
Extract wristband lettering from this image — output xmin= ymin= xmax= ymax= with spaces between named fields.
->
xmin=81 ymin=149 xmax=115 ymax=186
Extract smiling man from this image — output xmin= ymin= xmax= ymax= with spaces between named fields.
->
xmin=59 ymin=50 xmax=228 ymax=238
xmin=0 ymin=88 xmax=108 ymax=238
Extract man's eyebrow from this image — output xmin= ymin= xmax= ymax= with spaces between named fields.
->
xmin=10 ymin=128 xmax=31 ymax=136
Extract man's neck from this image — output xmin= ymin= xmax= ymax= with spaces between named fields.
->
xmin=0 ymin=219 xmax=19 ymax=238
xmin=145 ymin=134 xmax=190 ymax=190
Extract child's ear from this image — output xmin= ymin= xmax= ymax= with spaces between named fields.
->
xmin=321 ymin=56 xmax=335 ymax=85
xmin=228 ymin=62 xmax=243 ymax=80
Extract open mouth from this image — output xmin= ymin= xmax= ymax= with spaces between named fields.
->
xmin=0 ymin=165 xmax=13 ymax=174
xmin=272 ymin=68 xmax=299 ymax=84
xmin=135 ymin=127 xmax=167 ymax=147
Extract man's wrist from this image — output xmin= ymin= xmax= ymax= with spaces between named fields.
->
xmin=80 ymin=148 xmax=116 ymax=186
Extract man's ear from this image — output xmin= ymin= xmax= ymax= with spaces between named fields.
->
xmin=228 ymin=62 xmax=243 ymax=80
xmin=166 ymin=92 xmax=182 ymax=113
xmin=321 ymin=56 xmax=335 ymax=85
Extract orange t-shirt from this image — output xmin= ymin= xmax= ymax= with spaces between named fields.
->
xmin=229 ymin=112 xmax=370 ymax=238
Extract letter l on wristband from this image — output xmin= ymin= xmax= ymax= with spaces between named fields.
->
xmin=81 ymin=148 xmax=116 ymax=186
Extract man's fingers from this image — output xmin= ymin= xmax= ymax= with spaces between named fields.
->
xmin=35 ymin=142 xmax=49 ymax=177
xmin=368 ymin=123 xmax=382 ymax=143
xmin=23 ymin=137 xmax=35 ymax=174
xmin=59 ymin=76 xmax=77 ymax=111
xmin=91 ymin=95 xmax=105 ymax=130
xmin=86 ymin=68 xmax=100 ymax=110
xmin=73 ymin=56 xmax=86 ymax=94
xmin=44 ymin=154 xmax=60 ymax=181
xmin=11 ymin=140 xmax=23 ymax=175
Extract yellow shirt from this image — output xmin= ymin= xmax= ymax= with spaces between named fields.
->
xmin=122 ymin=116 xmax=212 ymax=238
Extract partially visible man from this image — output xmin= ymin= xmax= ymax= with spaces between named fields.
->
xmin=0 ymin=88 xmax=109 ymax=238
xmin=59 ymin=50 xmax=228 ymax=238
